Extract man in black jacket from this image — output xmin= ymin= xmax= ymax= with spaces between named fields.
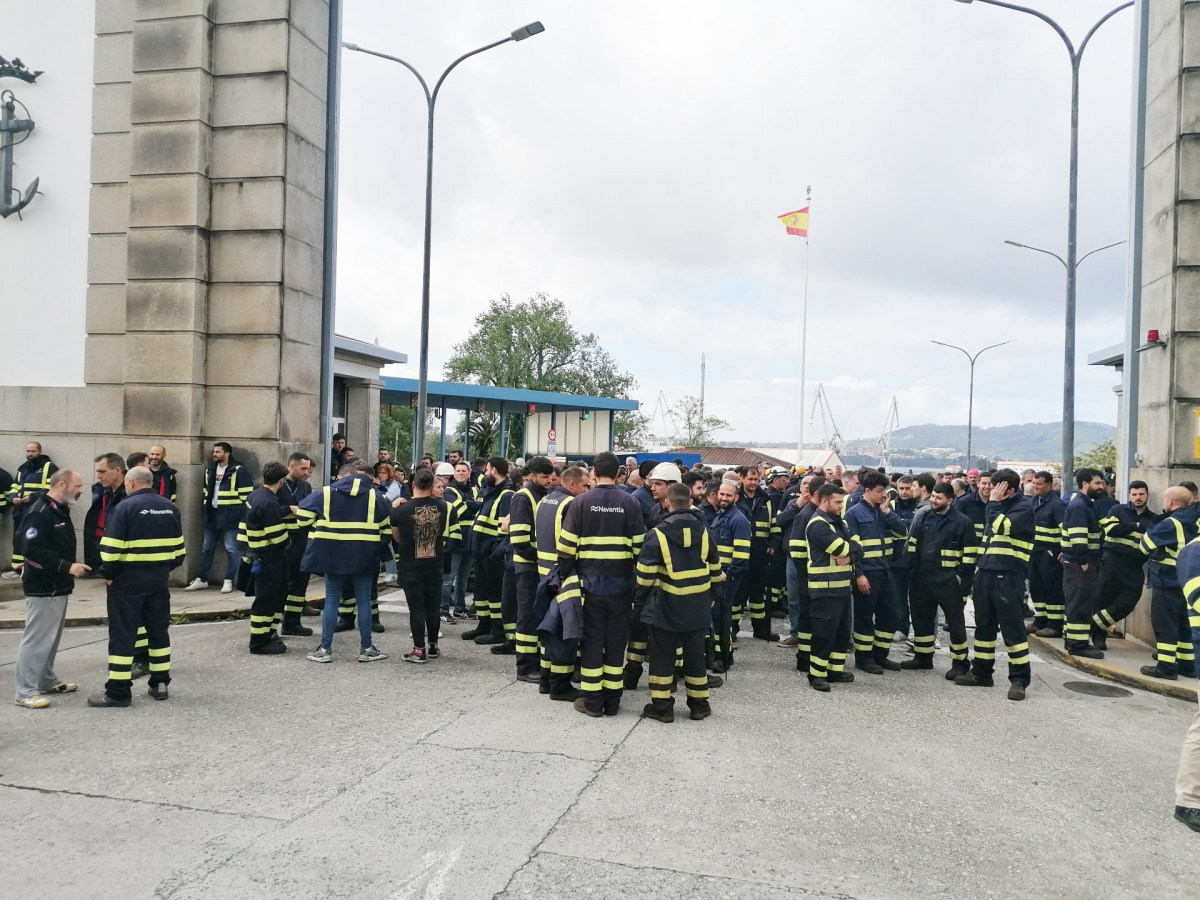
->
xmin=635 ymin=483 xmax=723 ymax=723
xmin=5 ymin=442 xmax=58 ymax=576
xmin=13 ymin=470 xmax=89 ymax=709
xmin=89 ymin=467 xmax=185 ymax=707
xmin=83 ymin=453 xmax=127 ymax=572
xmin=955 ymin=469 xmax=1037 ymax=701
xmin=902 ymin=484 xmax=976 ymax=678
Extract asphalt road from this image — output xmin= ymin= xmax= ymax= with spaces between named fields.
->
xmin=1 ymin=602 xmax=1197 ymax=899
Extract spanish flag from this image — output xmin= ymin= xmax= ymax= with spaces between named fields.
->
xmin=777 ymin=207 xmax=809 ymax=237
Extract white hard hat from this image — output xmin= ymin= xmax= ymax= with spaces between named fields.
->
xmin=435 ymin=462 xmax=454 ymax=477
xmin=767 ymin=466 xmax=789 ymax=479
xmin=647 ymin=462 xmax=682 ymax=483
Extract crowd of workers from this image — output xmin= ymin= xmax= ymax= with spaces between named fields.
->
xmin=3 ymin=437 xmax=1200 ymax=833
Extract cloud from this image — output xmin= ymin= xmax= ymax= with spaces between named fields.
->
xmin=335 ymin=0 xmax=1134 ymax=443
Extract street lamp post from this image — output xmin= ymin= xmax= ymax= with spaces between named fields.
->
xmin=343 ymin=22 xmax=545 ymax=463
xmin=953 ymin=0 xmax=1132 ymax=490
xmin=930 ymin=339 xmax=1015 ymax=470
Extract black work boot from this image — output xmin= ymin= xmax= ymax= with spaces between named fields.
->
xmin=460 ymin=618 xmax=489 ymax=640
xmin=687 ymin=698 xmax=712 ymax=720
xmin=828 ymin=670 xmax=854 ymax=683
xmin=641 ymin=698 xmax=674 ymax=723
xmin=945 ymin=663 xmax=970 ymax=681
xmin=900 ymin=657 xmax=933 ymax=670
xmin=281 ymin=613 xmax=313 ymax=637
xmin=335 ymin=615 xmax=355 ymax=633
xmin=808 ymin=675 xmax=831 ymax=693
xmin=623 ymin=662 xmax=643 ymax=692
xmin=795 ymin=651 xmax=809 ymax=673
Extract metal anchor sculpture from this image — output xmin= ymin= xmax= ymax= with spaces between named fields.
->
xmin=0 ymin=54 xmax=42 ymax=219
xmin=1 ymin=89 xmax=38 ymax=218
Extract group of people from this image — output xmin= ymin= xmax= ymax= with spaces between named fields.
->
xmin=5 ymin=438 xmax=1200 ymax=834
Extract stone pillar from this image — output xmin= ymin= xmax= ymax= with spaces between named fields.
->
xmin=0 ymin=0 xmax=331 ymax=579
xmin=1126 ymin=0 xmax=1200 ymax=643
xmin=343 ymin=379 xmax=382 ymax=463
xmin=1135 ymin=0 xmax=1200 ymax=498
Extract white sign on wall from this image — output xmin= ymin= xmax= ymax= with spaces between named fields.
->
xmin=0 ymin=2 xmax=93 ymax=387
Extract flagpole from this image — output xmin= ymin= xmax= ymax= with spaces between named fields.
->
xmin=797 ymin=185 xmax=811 ymax=465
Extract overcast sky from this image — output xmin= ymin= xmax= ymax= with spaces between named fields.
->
xmin=334 ymin=0 xmax=1136 ymax=445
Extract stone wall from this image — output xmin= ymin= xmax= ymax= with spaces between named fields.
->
xmin=1124 ymin=0 xmax=1200 ymax=643
xmin=0 ymin=0 xmax=331 ymax=581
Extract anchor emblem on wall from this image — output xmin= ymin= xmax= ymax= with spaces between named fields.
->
xmin=0 ymin=56 xmax=42 ymax=219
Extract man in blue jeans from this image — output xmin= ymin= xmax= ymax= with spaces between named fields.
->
xmin=298 ymin=460 xmax=391 ymax=663
xmin=438 ymin=461 xmax=478 ymax=621
xmin=183 ymin=442 xmax=251 ymax=594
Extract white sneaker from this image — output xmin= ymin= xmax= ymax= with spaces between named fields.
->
xmin=183 ymin=577 xmax=208 ymax=591
xmin=220 ymin=579 xmax=233 ymax=594
xmin=1 ymin=570 xmax=21 ymax=580
xmin=380 ymin=573 xmax=397 ymax=586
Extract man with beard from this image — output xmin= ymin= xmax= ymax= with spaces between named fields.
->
xmin=1090 ymin=480 xmax=1159 ymax=648
xmin=902 ymin=484 xmax=975 ymax=678
xmin=461 ymin=457 xmax=515 ymax=644
xmin=709 ymin=480 xmax=751 ymax=674
xmin=1060 ymin=468 xmax=1108 ymax=660
xmin=804 ymin=483 xmax=856 ymax=692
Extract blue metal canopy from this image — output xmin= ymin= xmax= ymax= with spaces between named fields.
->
xmin=379 ymin=377 xmax=639 ymax=414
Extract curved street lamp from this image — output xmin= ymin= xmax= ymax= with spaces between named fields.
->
xmin=930 ymin=339 xmax=1015 ymax=470
xmin=343 ymin=22 xmax=546 ymax=462
xmin=953 ymin=0 xmax=1132 ymax=488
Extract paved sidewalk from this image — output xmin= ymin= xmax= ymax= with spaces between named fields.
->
xmin=1030 ymin=632 xmax=1197 ymax=703
xmin=1 ymin=611 xmax=1198 ymax=899
xmin=0 ymin=576 xmax=371 ymax=629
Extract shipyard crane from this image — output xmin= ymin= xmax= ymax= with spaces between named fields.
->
xmin=877 ymin=397 xmax=900 ymax=469
xmin=809 ymin=383 xmax=844 ymax=453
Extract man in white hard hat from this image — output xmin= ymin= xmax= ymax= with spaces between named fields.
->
xmin=623 ymin=462 xmax=680 ymax=691
xmin=644 ymin=463 xmax=681 ymax=529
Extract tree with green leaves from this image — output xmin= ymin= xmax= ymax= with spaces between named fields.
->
xmin=670 ymin=395 xmax=730 ymax=447
xmin=1074 ymin=439 xmax=1117 ymax=473
xmin=443 ymin=292 xmax=642 ymax=453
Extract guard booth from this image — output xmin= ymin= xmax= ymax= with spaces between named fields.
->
xmin=379 ymin=378 xmax=639 ymax=460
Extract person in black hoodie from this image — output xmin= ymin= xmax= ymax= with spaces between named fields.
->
xmin=6 ymin=442 xmax=58 ymax=576
xmin=634 ymin=483 xmax=723 ymax=722
xmin=13 ymin=470 xmax=88 ymax=708
xmin=83 ymin=453 xmax=127 ymax=572
xmin=184 ymin=442 xmax=251 ymax=593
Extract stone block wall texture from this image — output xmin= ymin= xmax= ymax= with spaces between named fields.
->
xmin=0 ymin=0 xmax=331 ymax=580
xmin=1121 ymin=0 xmax=1200 ymax=644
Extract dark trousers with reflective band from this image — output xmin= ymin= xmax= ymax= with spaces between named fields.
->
xmin=493 ymin=566 xmax=516 ymax=641
xmin=970 ymin=570 xmax=1030 ymax=685
xmin=910 ymin=575 xmax=967 ymax=667
xmin=1029 ymin=550 xmax=1065 ymax=629
xmin=337 ymin=575 xmax=379 ymax=620
xmin=710 ymin=574 xmax=737 ymax=667
xmin=472 ymin=553 xmax=502 ymax=624
xmin=248 ymin=553 xmax=286 ymax=648
xmin=791 ymin=567 xmax=813 ymax=668
xmin=852 ymin=569 xmax=896 ymax=665
xmin=742 ymin=559 xmax=771 ymax=633
xmin=1151 ymin=585 xmax=1195 ymax=677
xmin=808 ymin=592 xmax=852 ymax=679
xmin=284 ymin=537 xmax=310 ymax=616
xmin=11 ymin=504 xmax=28 ymax=567
xmin=580 ymin=591 xmax=631 ymax=713
xmin=105 ymin=566 xmax=171 ymax=700
xmin=890 ymin=566 xmax=911 ymax=636
xmin=766 ymin=552 xmax=787 ymax=613
xmin=648 ymin=625 xmax=708 ymax=703
xmin=540 ymin=613 xmax=580 ymax=696
xmin=514 ymin=569 xmax=541 ymax=677
xmin=402 ymin=567 xmax=442 ymax=649
xmin=1062 ymin=561 xmax=1099 ymax=652
xmin=1091 ymin=558 xmax=1145 ymax=637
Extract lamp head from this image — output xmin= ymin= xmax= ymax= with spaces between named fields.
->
xmin=342 ymin=41 xmax=361 ymax=51
xmin=511 ymin=22 xmax=546 ymax=41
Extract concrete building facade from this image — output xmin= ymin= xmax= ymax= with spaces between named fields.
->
xmin=0 ymin=0 xmax=337 ymax=578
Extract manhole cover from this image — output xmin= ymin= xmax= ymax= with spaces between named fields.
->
xmin=1063 ymin=681 xmax=1133 ymax=698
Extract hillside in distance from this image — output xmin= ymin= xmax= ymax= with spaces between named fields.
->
xmin=840 ymin=420 xmax=1115 ymax=463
